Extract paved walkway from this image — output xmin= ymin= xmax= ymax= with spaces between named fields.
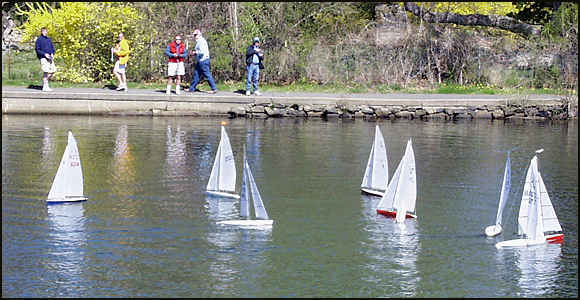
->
xmin=1 ymin=85 xmax=565 ymax=103
xmin=1 ymin=85 xmax=570 ymax=116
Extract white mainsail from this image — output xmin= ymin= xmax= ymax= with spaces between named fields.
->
xmin=525 ymin=160 xmax=545 ymax=242
xmin=206 ymin=126 xmax=238 ymax=198
xmin=485 ymin=153 xmax=511 ymax=236
xmin=47 ymin=131 xmax=87 ymax=203
xmin=240 ymin=147 xmax=250 ymax=218
xmin=395 ymin=139 xmax=416 ymax=223
xmin=495 ymin=154 xmax=511 ymax=226
xmin=361 ymin=125 xmax=388 ymax=195
xmin=376 ymin=138 xmax=417 ymax=222
xmin=518 ymin=156 xmax=562 ymax=236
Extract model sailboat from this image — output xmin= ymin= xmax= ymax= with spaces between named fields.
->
xmin=46 ymin=131 xmax=88 ymax=204
xmin=485 ymin=153 xmax=511 ymax=237
xmin=376 ymin=138 xmax=417 ymax=222
xmin=361 ymin=125 xmax=388 ymax=197
xmin=496 ymin=150 xmax=564 ymax=248
xmin=217 ymin=146 xmax=273 ymax=227
xmin=206 ymin=125 xmax=239 ymax=199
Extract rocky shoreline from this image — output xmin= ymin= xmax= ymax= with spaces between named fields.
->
xmin=228 ymin=100 xmax=575 ymax=121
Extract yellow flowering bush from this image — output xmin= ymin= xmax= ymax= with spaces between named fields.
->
xmin=17 ymin=2 xmax=144 ymax=83
xmin=414 ymin=2 xmax=521 ymax=16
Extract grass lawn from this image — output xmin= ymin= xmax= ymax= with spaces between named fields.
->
xmin=3 ymin=50 xmax=575 ymax=96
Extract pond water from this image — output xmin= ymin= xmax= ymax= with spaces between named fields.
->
xmin=2 ymin=115 xmax=578 ymax=297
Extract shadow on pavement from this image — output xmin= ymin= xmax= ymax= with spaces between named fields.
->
xmin=27 ymin=85 xmax=42 ymax=90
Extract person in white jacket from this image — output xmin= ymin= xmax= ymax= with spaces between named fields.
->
xmin=188 ymin=29 xmax=218 ymax=94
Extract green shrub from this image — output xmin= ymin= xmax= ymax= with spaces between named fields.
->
xmin=17 ymin=2 xmax=144 ymax=83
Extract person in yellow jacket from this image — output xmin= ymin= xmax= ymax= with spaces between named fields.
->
xmin=112 ymin=32 xmax=131 ymax=91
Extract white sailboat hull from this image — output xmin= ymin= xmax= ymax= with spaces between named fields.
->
xmin=206 ymin=190 xmax=240 ymax=199
xmin=47 ymin=196 xmax=88 ymax=204
xmin=217 ymin=219 xmax=273 ymax=227
xmin=361 ymin=187 xmax=385 ymax=197
xmin=495 ymin=238 xmax=546 ymax=248
xmin=485 ymin=224 xmax=503 ymax=237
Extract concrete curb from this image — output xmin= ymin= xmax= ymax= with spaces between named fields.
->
xmin=2 ymin=87 xmax=574 ymax=118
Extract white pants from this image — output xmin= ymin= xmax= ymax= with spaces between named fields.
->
xmin=168 ymin=61 xmax=185 ymax=77
xmin=40 ymin=58 xmax=56 ymax=73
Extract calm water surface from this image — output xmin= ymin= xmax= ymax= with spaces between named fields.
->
xmin=2 ymin=115 xmax=578 ymax=297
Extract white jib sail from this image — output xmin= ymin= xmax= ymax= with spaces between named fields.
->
xmin=495 ymin=153 xmax=511 ymax=226
xmin=361 ymin=125 xmax=388 ymax=192
xmin=240 ymin=149 xmax=250 ymax=218
xmin=537 ymin=171 xmax=562 ymax=233
xmin=48 ymin=131 xmax=84 ymax=200
xmin=518 ymin=155 xmax=562 ymax=236
xmin=376 ymin=152 xmax=403 ymax=211
xmin=246 ymin=160 xmax=269 ymax=220
xmin=207 ymin=126 xmax=236 ymax=193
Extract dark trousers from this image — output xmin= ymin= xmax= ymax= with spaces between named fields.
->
xmin=189 ymin=59 xmax=217 ymax=91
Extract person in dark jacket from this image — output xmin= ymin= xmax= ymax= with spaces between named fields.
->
xmin=35 ymin=27 xmax=56 ymax=92
xmin=245 ymin=37 xmax=264 ymax=96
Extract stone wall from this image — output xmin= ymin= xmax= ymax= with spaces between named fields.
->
xmin=228 ymin=100 xmax=576 ymax=121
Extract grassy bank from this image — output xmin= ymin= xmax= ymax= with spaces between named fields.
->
xmin=3 ymin=50 xmax=575 ymax=96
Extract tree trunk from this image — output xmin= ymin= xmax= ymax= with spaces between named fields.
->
xmin=230 ymin=2 xmax=241 ymax=79
xmin=402 ymin=2 xmax=541 ymax=37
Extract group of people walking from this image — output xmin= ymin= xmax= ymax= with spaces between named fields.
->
xmin=35 ymin=28 xmax=265 ymax=95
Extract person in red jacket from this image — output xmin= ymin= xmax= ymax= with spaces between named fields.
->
xmin=164 ymin=35 xmax=188 ymax=95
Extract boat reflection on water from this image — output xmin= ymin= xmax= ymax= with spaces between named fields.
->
xmin=205 ymin=216 xmax=272 ymax=296
xmin=111 ymin=125 xmax=136 ymax=197
xmin=46 ymin=202 xmax=87 ymax=294
xmin=41 ymin=126 xmax=55 ymax=170
xmin=205 ymin=194 xmax=239 ymax=222
xmin=360 ymin=195 xmax=420 ymax=297
xmin=164 ymin=125 xmax=188 ymax=195
xmin=496 ymin=244 xmax=563 ymax=297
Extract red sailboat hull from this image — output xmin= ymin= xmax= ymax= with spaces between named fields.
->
xmin=376 ymin=209 xmax=417 ymax=219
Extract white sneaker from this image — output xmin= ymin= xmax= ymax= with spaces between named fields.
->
xmin=166 ymin=85 xmax=171 ymax=95
xmin=245 ymin=90 xmax=250 ymax=96
xmin=176 ymin=86 xmax=181 ymax=95
xmin=254 ymin=90 xmax=261 ymax=96
xmin=42 ymin=85 xmax=53 ymax=92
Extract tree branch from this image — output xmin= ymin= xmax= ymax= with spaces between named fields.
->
xmin=403 ymin=2 xmax=541 ymax=37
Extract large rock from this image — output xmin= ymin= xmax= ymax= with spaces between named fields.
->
xmin=359 ymin=105 xmax=374 ymax=114
xmin=422 ymin=112 xmax=449 ymax=120
xmin=474 ymin=110 xmax=492 ymax=119
xmin=395 ymin=111 xmax=415 ymax=119
xmin=264 ymin=107 xmax=283 ymax=117
xmin=492 ymin=109 xmax=505 ymax=119
xmin=375 ymin=107 xmax=391 ymax=118
xmin=307 ymin=111 xmax=323 ymax=118
xmin=251 ymin=105 xmax=265 ymax=113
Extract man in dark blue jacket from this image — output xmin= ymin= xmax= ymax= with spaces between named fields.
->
xmin=245 ymin=37 xmax=264 ymax=96
xmin=35 ymin=27 xmax=56 ymax=92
